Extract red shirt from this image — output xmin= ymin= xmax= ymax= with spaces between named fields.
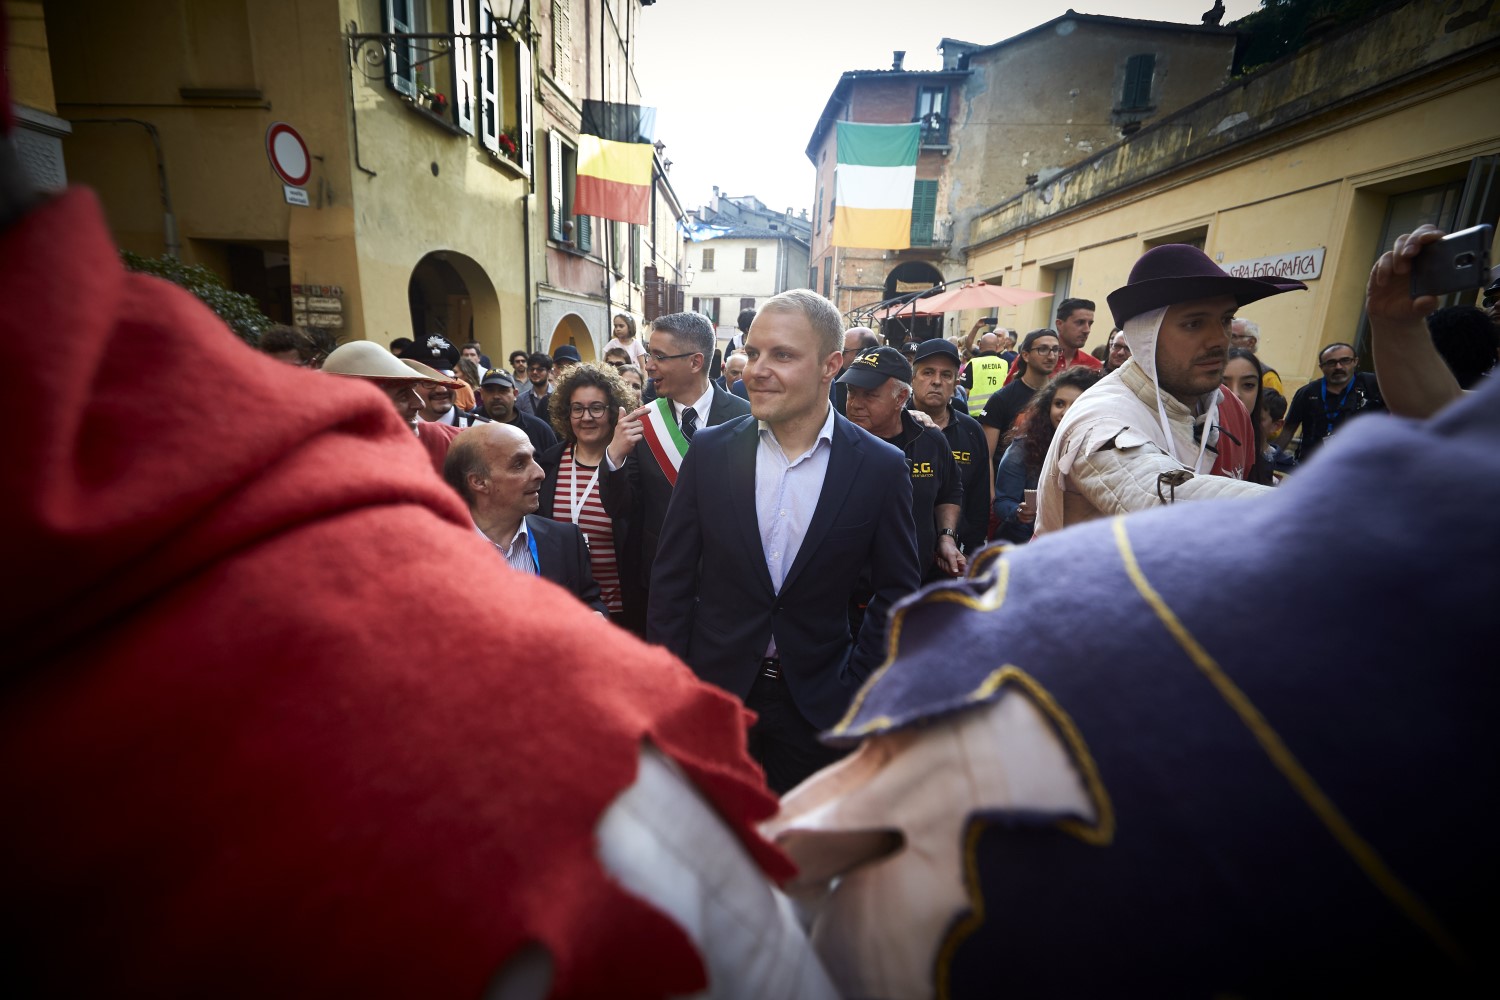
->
xmin=1058 ymin=348 xmax=1103 ymax=373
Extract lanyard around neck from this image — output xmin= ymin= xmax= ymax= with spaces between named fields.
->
xmin=520 ymin=523 xmax=539 ymax=575
xmin=568 ymin=446 xmax=602 ymax=527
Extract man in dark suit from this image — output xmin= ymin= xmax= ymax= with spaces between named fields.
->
xmin=444 ymin=422 xmax=605 ymax=614
xmin=606 ymin=311 xmax=750 ymax=588
xmin=648 ymin=289 xmax=921 ymax=793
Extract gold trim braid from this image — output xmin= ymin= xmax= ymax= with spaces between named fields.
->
xmin=1111 ymin=516 xmax=1465 ymax=965
xmin=933 ymin=665 xmax=1115 ymax=999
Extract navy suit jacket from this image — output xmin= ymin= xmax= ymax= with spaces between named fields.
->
xmin=610 ymin=384 xmax=751 ymax=585
xmin=647 ymin=410 xmax=920 ymax=729
xmin=525 ymin=515 xmax=606 ymax=615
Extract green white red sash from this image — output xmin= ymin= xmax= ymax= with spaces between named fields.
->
xmin=640 ymin=397 xmax=692 ymax=486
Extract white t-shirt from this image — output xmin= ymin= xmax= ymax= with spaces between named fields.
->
xmin=605 ymin=337 xmax=646 ymax=365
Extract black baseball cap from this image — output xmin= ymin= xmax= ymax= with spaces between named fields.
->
xmin=481 ymin=368 xmax=517 ymax=389
xmin=911 ymin=338 xmax=960 ymax=364
xmin=837 ymin=346 xmax=913 ymax=388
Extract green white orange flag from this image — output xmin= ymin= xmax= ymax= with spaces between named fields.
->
xmin=832 ymin=122 xmax=921 ymax=250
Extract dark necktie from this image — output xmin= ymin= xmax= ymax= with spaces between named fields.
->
xmin=679 ymin=406 xmax=698 ymax=440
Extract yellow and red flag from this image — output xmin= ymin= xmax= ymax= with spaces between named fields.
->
xmin=576 ymin=100 xmax=656 ymax=226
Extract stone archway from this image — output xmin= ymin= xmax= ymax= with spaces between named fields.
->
xmin=881 ymin=260 xmax=944 ymax=344
xmin=409 ymin=250 xmax=501 ymax=360
xmin=548 ymin=313 xmax=595 ymax=362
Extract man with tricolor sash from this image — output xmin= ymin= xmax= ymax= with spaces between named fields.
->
xmin=606 ymin=312 xmax=750 ymax=589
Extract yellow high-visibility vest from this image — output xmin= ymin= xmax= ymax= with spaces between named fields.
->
xmin=965 ymin=355 xmax=1009 ymax=416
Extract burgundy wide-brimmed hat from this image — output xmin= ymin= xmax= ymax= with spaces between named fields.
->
xmin=1107 ymin=244 xmax=1306 ymax=329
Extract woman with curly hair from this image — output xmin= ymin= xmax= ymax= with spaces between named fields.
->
xmin=993 ymin=366 xmax=1102 ymax=544
xmin=537 ymin=362 xmax=642 ymax=630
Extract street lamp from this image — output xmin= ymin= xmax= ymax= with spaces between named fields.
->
xmin=497 ymin=0 xmax=528 ymax=27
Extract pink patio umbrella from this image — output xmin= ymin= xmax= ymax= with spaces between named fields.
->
xmin=913 ymin=281 xmax=1052 ymax=314
xmin=870 ymin=298 xmax=932 ymax=321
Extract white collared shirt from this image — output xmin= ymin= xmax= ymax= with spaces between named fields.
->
xmin=755 ymin=405 xmax=836 ymax=595
xmin=671 ymin=383 xmax=714 ymax=432
xmin=476 ymin=518 xmax=536 ymax=575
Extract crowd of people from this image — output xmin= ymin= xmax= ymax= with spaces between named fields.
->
xmin=3 ymin=29 xmax=1494 ymax=988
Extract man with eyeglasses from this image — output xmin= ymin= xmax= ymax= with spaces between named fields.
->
xmin=516 ymin=351 xmax=554 ymax=419
xmin=1275 ymin=342 xmax=1385 ymax=467
xmin=606 ymin=311 xmax=750 ymax=587
xmin=1229 ymin=318 xmax=1285 ymax=393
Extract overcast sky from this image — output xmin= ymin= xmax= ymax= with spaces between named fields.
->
xmin=635 ymin=0 xmax=1262 ymax=218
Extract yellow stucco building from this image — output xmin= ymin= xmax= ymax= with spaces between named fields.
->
xmin=962 ymin=0 xmax=1499 ymax=394
xmin=9 ymin=0 xmax=681 ymax=362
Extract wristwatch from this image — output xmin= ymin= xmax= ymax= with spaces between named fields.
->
xmin=938 ymin=528 xmax=959 ymax=540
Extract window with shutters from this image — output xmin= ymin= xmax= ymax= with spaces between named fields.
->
xmin=701 ymin=248 xmax=715 ymax=271
xmin=740 ymin=297 xmax=756 ymax=313
xmin=691 ymin=297 xmax=721 ymax=324
xmin=810 ymin=264 xmax=818 ymax=291
xmin=450 ymin=0 xmax=475 ymax=135
xmin=548 ymin=130 xmax=590 ymax=251
xmin=743 ymin=248 xmax=758 ymax=271
xmin=815 ymin=186 xmax=823 ymax=235
xmin=383 ymin=0 xmax=420 ymax=98
xmin=552 ymin=0 xmax=572 ymax=93
xmin=477 ymin=7 xmax=533 ymax=174
xmin=380 ymin=1 xmax=478 ymax=133
xmin=822 ymin=256 xmax=832 ymax=297
xmin=1120 ymin=53 xmax=1156 ymax=111
xmin=631 ymin=224 xmax=642 ymax=283
xmin=910 ymin=180 xmax=938 ymax=247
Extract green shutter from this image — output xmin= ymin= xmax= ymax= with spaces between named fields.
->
xmin=910 ymin=180 xmax=938 ymax=247
xmin=577 ymin=213 xmax=592 ymax=253
xmin=1123 ymin=54 xmax=1155 ymax=109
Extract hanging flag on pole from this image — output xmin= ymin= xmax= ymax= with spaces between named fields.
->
xmin=832 ymin=122 xmax=921 ymax=250
xmin=576 ymin=99 xmax=657 ymax=226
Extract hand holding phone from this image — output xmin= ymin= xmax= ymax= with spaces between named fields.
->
xmin=1410 ymin=224 xmax=1492 ymax=298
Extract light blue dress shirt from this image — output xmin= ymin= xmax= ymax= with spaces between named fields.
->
xmin=755 ymin=405 xmax=837 ymax=665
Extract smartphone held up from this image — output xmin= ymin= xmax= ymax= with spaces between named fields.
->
xmin=1409 ymin=224 xmax=1493 ymax=298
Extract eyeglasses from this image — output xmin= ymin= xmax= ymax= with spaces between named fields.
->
xmin=1030 ymin=345 xmax=1062 ymax=355
xmin=606 ymin=360 xmax=627 ymax=369
xmin=1320 ymin=356 xmax=1356 ymax=368
xmin=647 ymin=350 xmax=699 ymax=363
xmin=569 ymin=402 xmax=610 ymax=418
xmin=528 ymin=364 xmax=552 ymax=373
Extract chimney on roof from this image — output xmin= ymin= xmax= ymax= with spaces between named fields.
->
xmin=713 ymin=185 xmax=719 ymax=197
xmin=892 ymin=50 xmax=906 ymax=71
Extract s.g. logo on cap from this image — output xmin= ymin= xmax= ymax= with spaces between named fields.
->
xmin=853 ymin=352 xmax=882 ymax=368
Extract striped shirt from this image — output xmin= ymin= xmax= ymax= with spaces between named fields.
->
xmin=553 ymin=447 xmax=621 ymax=613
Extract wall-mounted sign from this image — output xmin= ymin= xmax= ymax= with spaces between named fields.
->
xmin=284 ymin=185 xmax=310 ymax=207
xmin=291 ymin=283 xmax=343 ymax=330
xmin=1221 ymin=247 xmax=1326 ymax=281
xmin=266 ymin=122 xmax=311 ymax=187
